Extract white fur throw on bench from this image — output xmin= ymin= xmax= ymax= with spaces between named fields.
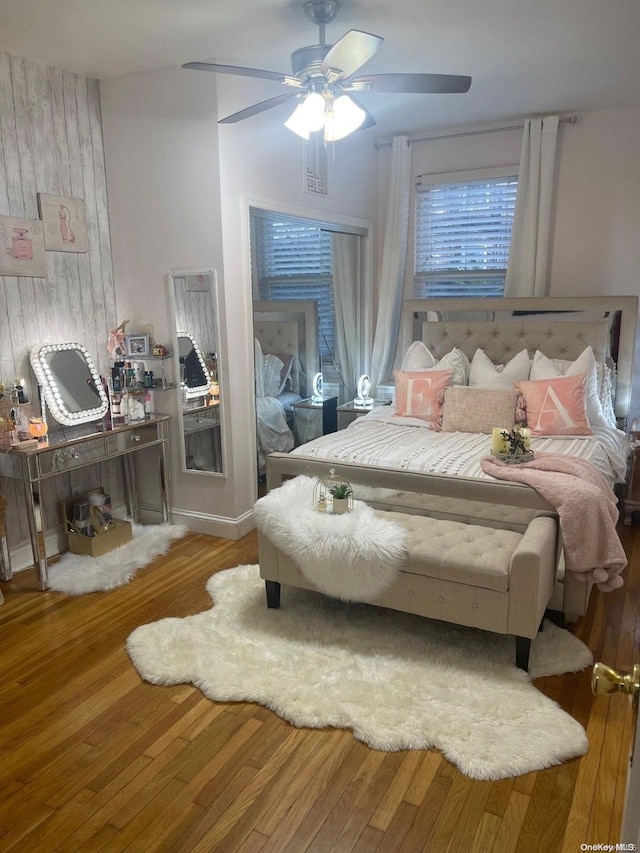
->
xmin=253 ymin=476 xmax=408 ymax=601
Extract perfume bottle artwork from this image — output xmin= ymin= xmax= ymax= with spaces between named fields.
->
xmin=0 ymin=216 xmax=47 ymax=277
xmin=12 ymin=227 xmax=33 ymax=260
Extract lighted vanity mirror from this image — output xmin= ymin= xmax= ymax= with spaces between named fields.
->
xmin=30 ymin=342 xmax=109 ymax=426
xmin=170 ymin=270 xmax=224 ymax=475
xmin=177 ymin=333 xmax=209 ymax=399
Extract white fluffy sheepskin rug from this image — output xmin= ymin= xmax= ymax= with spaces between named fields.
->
xmin=47 ymin=522 xmax=189 ymax=595
xmin=126 ymin=564 xmax=592 ymax=780
xmin=253 ymin=476 xmax=408 ymax=600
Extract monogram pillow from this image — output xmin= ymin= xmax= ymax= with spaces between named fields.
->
xmin=515 ymin=373 xmax=593 ymax=435
xmin=529 ymin=346 xmax=608 ymax=428
xmin=394 ymin=368 xmax=453 ymax=422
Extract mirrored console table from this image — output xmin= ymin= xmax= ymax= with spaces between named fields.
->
xmin=0 ymin=415 xmax=172 ymax=590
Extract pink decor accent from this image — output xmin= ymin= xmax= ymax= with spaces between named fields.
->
xmin=481 ymin=453 xmax=627 ymax=592
xmin=394 ymin=368 xmax=453 ymax=422
xmin=515 ymin=373 xmax=593 ymax=435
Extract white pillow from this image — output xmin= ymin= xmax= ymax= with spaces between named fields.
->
xmin=529 ymin=346 xmax=609 ymax=428
xmin=468 ymin=348 xmax=530 ymax=389
xmin=401 ymin=341 xmax=469 ymax=386
xmin=596 ymin=361 xmax=617 ymax=428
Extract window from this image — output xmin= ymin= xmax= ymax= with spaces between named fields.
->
xmin=413 ymin=169 xmax=518 ymax=299
xmin=251 ymin=213 xmax=336 ymax=360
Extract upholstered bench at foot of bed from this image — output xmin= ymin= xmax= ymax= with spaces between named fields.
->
xmin=258 ymin=513 xmax=558 ymax=672
xmin=355 ymin=489 xmax=591 ymax=622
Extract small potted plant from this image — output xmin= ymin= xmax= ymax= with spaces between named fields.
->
xmin=329 ymin=482 xmax=353 ymax=514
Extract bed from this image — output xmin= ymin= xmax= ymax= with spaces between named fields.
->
xmin=253 ymin=300 xmax=319 ymax=473
xmin=263 ymin=295 xmax=638 ymax=618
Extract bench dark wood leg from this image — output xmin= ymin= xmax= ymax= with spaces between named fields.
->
xmin=515 ymin=636 xmax=531 ymax=672
xmin=265 ymin=580 xmax=281 ymax=609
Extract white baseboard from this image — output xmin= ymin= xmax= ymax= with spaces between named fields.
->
xmin=4 ymin=504 xmax=255 ymax=575
xmin=168 ymin=507 xmax=255 ymax=540
xmin=7 ymin=530 xmax=67 ymax=574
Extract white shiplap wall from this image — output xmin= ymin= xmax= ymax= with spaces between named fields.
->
xmin=0 ymin=51 xmax=121 ymax=557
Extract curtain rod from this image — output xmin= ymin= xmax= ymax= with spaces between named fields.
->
xmin=374 ymin=114 xmax=578 ymax=150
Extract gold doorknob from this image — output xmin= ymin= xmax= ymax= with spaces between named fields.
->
xmin=592 ymin=662 xmax=640 ymax=701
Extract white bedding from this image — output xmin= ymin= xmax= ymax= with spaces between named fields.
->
xmin=291 ymin=404 xmax=630 ymax=488
xmin=255 ymin=338 xmax=295 ymax=471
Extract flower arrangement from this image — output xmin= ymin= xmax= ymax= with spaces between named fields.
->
xmin=491 ymin=426 xmax=533 ymax=463
xmin=502 ymin=427 xmax=528 ymax=456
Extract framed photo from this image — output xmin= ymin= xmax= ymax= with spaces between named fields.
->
xmin=0 ymin=216 xmax=47 ymax=277
xmin=37 ymin=193 xmax=88 ymax=253
xmin=125 ymin=334 xmax=150 ymax=357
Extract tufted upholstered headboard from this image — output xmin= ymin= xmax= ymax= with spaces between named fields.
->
xmin=253 ymin=301 xmax=319 ymax=398
xmin=401 ymin=296 xmax=638 ymax=424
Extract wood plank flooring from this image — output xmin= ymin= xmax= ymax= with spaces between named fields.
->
xmin=0 ymin=523 xmax=637 ymax=852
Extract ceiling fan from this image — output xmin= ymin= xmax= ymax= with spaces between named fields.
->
xmin=183 ymin=0 xmax=471 ymax=141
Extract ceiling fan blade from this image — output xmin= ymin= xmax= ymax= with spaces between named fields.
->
xmin=183 ymin=62 xmax=301 ymax=87
xmin=319 ymin=30 xmax=384 ymax=80
xmin=349 ymin=73 xmax=472 ymax=94
xmin=219 ymin=92 xmax=301 ymax=124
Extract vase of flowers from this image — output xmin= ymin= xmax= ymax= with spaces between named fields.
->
xmin=492 ymin=427 xmax=534 ymax=464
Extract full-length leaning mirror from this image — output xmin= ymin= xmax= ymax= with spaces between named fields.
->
xmin=169 ymin=270 xmax=224 ymax=475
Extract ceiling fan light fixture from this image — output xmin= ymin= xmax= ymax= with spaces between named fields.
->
xmin=324 ymin=94 xmax=366 ymax=141
xmin=284 ymin=91 xmax=326 ymax=138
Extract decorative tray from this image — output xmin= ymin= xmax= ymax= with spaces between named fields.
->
xmin=491 ymin=450 xmax=534 ymax=465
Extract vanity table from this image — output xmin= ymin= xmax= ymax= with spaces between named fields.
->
xmin=0 ymin=415 xmax=172 ymax=589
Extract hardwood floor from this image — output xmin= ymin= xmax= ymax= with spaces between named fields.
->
xmin=0 ymin=523 xmax=637 ymax=852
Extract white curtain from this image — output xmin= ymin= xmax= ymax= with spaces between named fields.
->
xmin=370 ymin=135 xmax=412 ymax=387
xmin=331 ymin=232 xmax=360 ymax=398
xmin=504 ymin=115 xmax=560 ymax=297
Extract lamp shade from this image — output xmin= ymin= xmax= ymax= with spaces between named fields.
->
xmin=284 ymin=92 xmax=326 ymax=139
xmin=324 ymin=95 xmax=366 ymax=142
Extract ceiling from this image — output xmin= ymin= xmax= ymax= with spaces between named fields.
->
xmin=2 ymin=0 xmax=640 ymax=135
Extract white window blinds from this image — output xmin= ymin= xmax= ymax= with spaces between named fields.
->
xmin=414 ymin=171 xmax=518 ymax=299
xmin=251 ymin=214 xmax=335 ymax=359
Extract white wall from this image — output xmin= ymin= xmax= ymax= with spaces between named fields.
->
xmin=215 ymin=76 xmax=378 ymax=518
xmin=101 ymin=70 xmax=640 ymax=535
xmin=101 ymin=68 xmax=378 ymax=534
xmin=551 ymin=106 xmax=640 ymax=415
xmin=100 ymin=66 xmax=241 ymax=535
xmin=378 ymin=106 xmax=640 ymax=414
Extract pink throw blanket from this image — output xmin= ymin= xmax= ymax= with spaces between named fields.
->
xmin=480 ymin=454 xmax=627 ymax=591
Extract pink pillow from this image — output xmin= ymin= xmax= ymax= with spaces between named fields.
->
xmin=515 ymin=373 xmax=593 ymax=436
xmin=394 ymin=368 xmax=453 ymax=422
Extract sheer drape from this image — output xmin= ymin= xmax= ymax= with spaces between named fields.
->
xmin=504 ymin=115 xmax=560 ymax=297
xmin=331 ymin=232 xmax=361 ymax=398
xmin=370 ymin=135 xmax=411 ymax=387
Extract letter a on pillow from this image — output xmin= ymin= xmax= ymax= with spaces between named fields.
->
xmin=515 ymin=373 xmax=593 ymax=435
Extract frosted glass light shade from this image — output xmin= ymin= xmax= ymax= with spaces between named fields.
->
xmin=324 ymin=95 xmax=366 ymax=142
xmin=284 ymin=93 xmax=326 ymax=139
